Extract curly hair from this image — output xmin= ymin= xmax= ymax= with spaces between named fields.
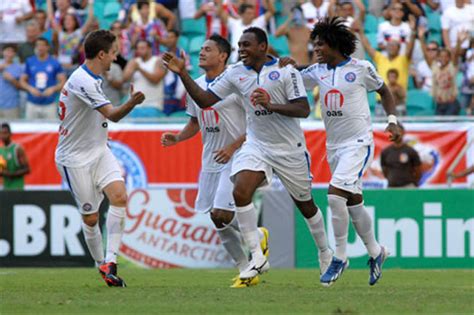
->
xmin=310 ymin=17 xmax=357 ymax=57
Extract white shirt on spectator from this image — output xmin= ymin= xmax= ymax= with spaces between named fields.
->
xmin=133 ymin=56 xmax=164 ymax=110
xmin=377 ymin=21 xmax=411 ymax=54
xmin=227 ymin=15 xmax=266 ymax=63
xmin=416 ymin=60 xmax=433 ymax=94
xmin=0 ymin=0 xmax=32 ymax=43
xmin=432 ymin=0 xmax=455 ymax=12
xmin=301 ymin=1 xmax=330 ymax=30
xmin=441 ymin=4 xmax=474 ymax=49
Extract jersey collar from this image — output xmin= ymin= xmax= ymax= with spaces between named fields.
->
xmin=244 ymin=55 xmax=278 ymax=71
xmin=327 ymin=57 xmax=351 ymax=70
xmin=81 ymin=64 xmax=102 ymax=80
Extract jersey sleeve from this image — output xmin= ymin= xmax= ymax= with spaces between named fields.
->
xmin=299 ymin=64 xmax=319 ymax=91
xmin=69 ymin=76 xmax=111 ymax=109
xmin=361 ymin=61 xmax=384 ymax=92
xmin=207 ymin=68 xmax=238 ymax=100
xmin=284 ymin=66 xmax=307 ymax=101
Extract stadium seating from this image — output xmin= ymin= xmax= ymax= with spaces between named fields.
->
xmin=406 ymin=89 xmax=435 ymax=116
xmin=189 ymin=35 xmax=206 ymax=54
xmin=268 ymin=35 xmax=289 ymax=56
xmin=364 ymin=14 xmax=378 ymax=33
xmin=181 ymin=18 xmax=206 ymax=37
xmin=427 ymin=12 xmax=442 ymax=33
xmin=129 ymin=107 xmax=167 ymax=118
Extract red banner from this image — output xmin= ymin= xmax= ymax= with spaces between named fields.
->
xmin=7 ymin=122 xmax=473 ymax=188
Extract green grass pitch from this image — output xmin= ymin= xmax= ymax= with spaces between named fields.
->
xmin=1 ymin=268 xmax=473 ymax=314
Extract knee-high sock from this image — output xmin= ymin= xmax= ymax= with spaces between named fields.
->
xmin=348 ymin=202 xmax=381 ymax=258
xmin=105 ymin=205 xmax=125 ymax=264
xmin=304 ymin=209 xmax=329 ymax=253
xmin=216 ymin=216 xmax=248 ymax=272
xmin=235 ymin=203 xmax=263 ymax=261
xmin=328 ymin=194 xmax=349 ymax=261
xmin=82 ymin=222 xmax=104 ymax=264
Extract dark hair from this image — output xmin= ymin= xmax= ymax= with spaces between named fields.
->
xmin=243 ymin=27 xmax=268 ymax=47
xmin=2 ymin=44 xmax=17 ymax=52
xmin=62 ymin=13 xmax=80 ymax=32
xmin=209 ymin=34 xmax=231 ymax=64
xmin=35 ymin=37 xmax=50 ymax=46
xmin=1 ymin=123 xmax=11 ymax=133
xmin=84 ymin=30 xmax=116 ymax=59
xmin=137 ymin=0 xmax=150 ymax=10
xmin=135 ymin=39 xmax=152 ymax=48
xmin=310 ymin=17 xmax=356 ymax=57
xmin=387 ymin=68 xmax=399 ymax=77
xmin=239 ymin=3 xmax=254 ymax=15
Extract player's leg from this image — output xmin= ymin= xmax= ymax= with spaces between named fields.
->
xmin=56 ymin=163 xmax=105 ymax=265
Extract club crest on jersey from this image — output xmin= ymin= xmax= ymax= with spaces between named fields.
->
xmin=345 ymin=72 xmax=356 ymax=83
xmin=268 ymin=71 xmax=280 ymax=81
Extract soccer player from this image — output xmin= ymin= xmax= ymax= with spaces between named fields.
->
xmin=160 ymin=34 xmax=269 ymax=288
xmin=163 ymin=27 xmax=332 ymax=281
xmin=297 ymin=17 xmax=402 ymax=286
xmin=55 ymin=30 xmax=145 ymax=287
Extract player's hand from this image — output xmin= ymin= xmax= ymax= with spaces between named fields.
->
xmin=279 ymin=57 xmax=297 ymax=68
xmin=162 ymin=51 xmax=186 ymax=75
xmin=213 ymin=145 xmax=235 ymax=164
xmin=385 ymin=122 xmax=402 ymax=142
xmin=161 ymin=132 xmax=179 ymax=146
xmin=251 ymin=88 xmax=271 ymax=108
xmin=42 ymin=87 xmax=56 ymax=97
xmin=29 ymin=87 xmax=43 ymax=97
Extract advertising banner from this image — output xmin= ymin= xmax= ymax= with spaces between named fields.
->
xmin=7 ymin=122 xmax=474 ymax=189
xmin=0 ymin=191 xmax=95 ymax=267
xmin=121 ymin=188 xmax=234 ymax=268
xmin=295 ymin=189 xmax=474 ymax=269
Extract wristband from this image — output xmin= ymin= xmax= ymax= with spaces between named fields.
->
xmin=388 ymin=114 xmax=397 ymax=125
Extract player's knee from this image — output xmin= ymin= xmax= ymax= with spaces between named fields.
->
xmin=82 ymin=212 xmax=99 ymax=226
xmin=328 ymin=194 xmax=348 ymax=211
xmin=232 ymin=185 xmax=252 ymax=206
xmin=210 ymin=209 xmax=234 ymax=228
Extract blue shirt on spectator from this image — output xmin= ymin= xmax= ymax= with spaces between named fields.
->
xmin=25 ymin=55 xmax=63 ymax=105
xmin=0 ymin=63 xmax=23 ymax=110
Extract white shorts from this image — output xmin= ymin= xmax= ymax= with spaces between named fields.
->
xmin=327 ymin=143 xmax=374 ymax=195
xmin=56 ymin=149 xmax=124 ymax=215
xmin=195 ymin=164 xmax=235 ymax=213
xmin=230 ymin=142 xmax=313 ymax=202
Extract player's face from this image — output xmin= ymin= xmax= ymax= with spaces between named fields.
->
xmin=312 ymin=37 xmax=333 ymax=64
xmin=102 ymin=41 xmax=118 ymax=71
xmin=238 ymin=32 xmax=266 ymax=67
xmin=199 ymin=40 xmax=221 ymax=69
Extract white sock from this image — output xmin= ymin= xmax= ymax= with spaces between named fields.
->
xmin=348 ymin=202 xmax=381 ymax=258
xmin=82 ymin=222 xmax=104 ymax=264
xmin=304 ymin=210 xmax=329 ymax=253
xmin=216 ymin=216 xmax=248 ymax=272
xmin=328 ymin=194 xmax=349 ymax=261
xmin=105 ymin=205 xmax=125 ymax=264
xmin=235 ymin=203 xmax=263 ymax=261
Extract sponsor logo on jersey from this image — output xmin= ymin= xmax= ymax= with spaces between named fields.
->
xmin=268 ymin=71 xmax=280 ymax=81
xmin=345 ymin=72 xmax=356 ymax=83
xmin=109 ymin=140 xmax=147 ymax=190
xmin=201 ymin=107 xmax=220 ymax=130
xmin=324 ymin=89 xmax=344 ymax=110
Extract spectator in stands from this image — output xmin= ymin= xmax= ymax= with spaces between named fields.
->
xmin=123 ymin=39 xmax=166 ymax=113
xmin=110 ymin=21 xmax=131 ymax=69
xmin=129 ymin=0 xmax=176 ymax=30
xmin=381 ymin=0 xmax=424 ymax=21
xmin=413 ymin=40 xmax=439 ymax=93
xmin=34 ymin=9 xmax=54 ymax=44
xmin=301 ymin=0 xmax=331 ymax=30
xmin=0 ymin=0 xmax=34 ymax=46
xmin=53 ymin=0 xmax=77 ymax=26
xmin=194 ymin=0 xmax=235 ymax=39
xmin=465 ymin=49 xmax=474 ymax=115
xmin=129 ymin=0 xmax=175 ymax=56
xmin=441 ymin=0 xmax=473 ymax=50
xmin=0 ymin=45 xmax=23 ymax=119
xmin=274 ymin=4 xmax=311 ymax=65
xmin=0 ymin=123 xmax=30 ymax=190
xmin=20 ymin=38 xmax=66 ymax=120
xmin=163 ymin=29 xmax=187 ymax=115
xmin=359 ymin=16 xmax=416 ymax=109
xmin=18 ymin=21 xmax=42 ymax=63
xmin=48 ymin=0 xmax=95 ymax=75
xmin=419 ymin=27 xmax=465 ymax=115
xmin=102 ymin=63 xmax=125 ymax=108
xmin=424 ymin=0 xmax=456 ymax=13
xmin=381 ymin=124 xmax=422 ymax=188
xmin=387 ymin=68 xmax=406 ymax=116
xmin=218 ymin=1 xmax=275 ymax=62
xmin=377 ymin=3 xmax=412 ymax=54
xmin=460 ymin=40 xmax=474 ymax=115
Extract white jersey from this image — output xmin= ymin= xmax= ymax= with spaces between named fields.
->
xmin=300 ymin=58 xmax=384 ymax=149
xmin=208 ymin=57 xmax=308 ymax=155
xmin=187 ymin=74 xmax=246 ymax=172
xmin=55 ymin=64 xmax=111 ymax=167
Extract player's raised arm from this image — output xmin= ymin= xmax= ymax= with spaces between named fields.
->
xmin=161 ymin=117 xmax=200 ymax=147
xmin=97 ymin=84 xmax=145 ymax=122
xmin=162 ymin=51 xmax=220 ymax=108
xmin=252 ymin=87 xmax=310 ymax=118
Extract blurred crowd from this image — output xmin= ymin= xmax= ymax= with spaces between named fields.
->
xmin=0 ymin=0 xmax=474 ymax=120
